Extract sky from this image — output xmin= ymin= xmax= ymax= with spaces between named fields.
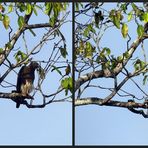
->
xmin=0 ymin=2 xmax=72 ymax=145
xmin=75 ymin=2 xmax=148 ymax=145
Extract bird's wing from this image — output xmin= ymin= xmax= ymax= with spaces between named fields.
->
xmin=16 ymin=65 xmax=26 ymax=92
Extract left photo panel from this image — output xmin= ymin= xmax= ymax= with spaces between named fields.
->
xmin=0 ymin=2 xmax=72 ymax=145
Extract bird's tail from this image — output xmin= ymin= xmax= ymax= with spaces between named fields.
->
xmin=16 ymin=101 xmax=21 ymax=108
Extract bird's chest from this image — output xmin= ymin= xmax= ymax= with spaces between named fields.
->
xmin=21 ymin=80 xmax=34 ymax=95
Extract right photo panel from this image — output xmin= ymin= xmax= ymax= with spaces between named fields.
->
xmin=74 ymin=2 xmax=148 ymax=145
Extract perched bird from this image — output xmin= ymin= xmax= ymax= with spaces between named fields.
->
xmin=16 ymin=61 xmax=39 ymax=108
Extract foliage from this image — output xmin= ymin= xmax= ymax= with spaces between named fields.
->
xmin=0 ymin=2 xmax=71 ymax=108
xmin=74 ymin=2 xmax=148 ymax=118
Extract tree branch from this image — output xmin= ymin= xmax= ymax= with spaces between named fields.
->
xmin=101 ymin=75 xmax=130 ymax=104
xmin=25 ymin=23 xmax=52 ymax=30
xmin=75 ymin=70 xmax=112 ymax=91
xmin=75 ymin=97 xmax=147 ymax=109
xmin=0 ymin=13 xmax=32 ymax=66
xmin=128 ymin=107 xmax=148 ymax=118
xmin=0 ymin=92 xmax=33 ymax=100
xmin=75 ymin=35 xmax=148 ymax=91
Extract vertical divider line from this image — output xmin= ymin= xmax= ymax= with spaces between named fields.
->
xmin=72 ymin=1 xmax=75 ymax=146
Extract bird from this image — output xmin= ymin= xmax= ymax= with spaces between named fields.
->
xmin=16 ymin=61 xmax=39 ymax=108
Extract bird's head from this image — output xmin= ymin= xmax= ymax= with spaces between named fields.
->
xmin=30 ymin=61 xmax=40 ymax=70
xmin=30 ymin=61 xmax=45 ymax=79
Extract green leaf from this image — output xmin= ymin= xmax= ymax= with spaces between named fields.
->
xmin=61 ymin=78 xmax=69 ymax=88
xmin=14 ymin=50 xmax=27 ymax=63
xmin=102 ymin=47 xmax=111 ymax=56
xmin=131 ymin=3 xmax=142 ymax=17
xmin=123 ymin=51 xmax=130 ymax=59
xmin=0 ymin=13 xmax=2 ymax=21
xmin=134 ymin=63 xmax=140 ymax=71
xmin=0 ymin=48 xmax=3 ymax=54
xmin=143 ymin=75 xmax=148 ymax=85
xmin=120 ymin=3 xmax=127 ymax=13
xmin=17 ymin=3 xmax=26 ymax=12
xmin=84 ymin=24 xmax=96 ymax=36
xmin=137 ymin=25 xmax=144 ymax=37
xmin=6 ymin=42 xmax=12 ymax=49
xmin=25 ymin=3 xmax=32 ymax=15
xmin=117 ymin=56 xmax=123 ymax=62
xmin=78 ymin=41 xmax=85 ymax=55
xmin=133 ymin=59 xmax=146 ymax=72
xmin=110 ymin=59 xmax=117 ymax=70
xmin=33 ymin=5 xmax=38 ymax=16
xmin=84 ymin=42 xmax=96 ymax=58
xmin=49 ymin=16 xmax=55 ymax=27
xmin=109 ymin=9 xmax=115 ymax=21
xmin=8 ymin=4 xmax=13 ymax=13
xmin=21 ymin=52 xmax=27 ymax=60
xmin=83 ymin=28 xmax=89 ymax=37
xmin=89 ymin=25 xmax=96 ymax=33
xmin=34 ymin=4 xmax=42 ymax=11
xmin=85 ymin=42 xmax=92 ymax=58
xmin=131 ymin=3 xmax=138 ymax=13
xmin=75 ymin=2 xmax=80 ymax=11
xmin=90 ymin=26 xmax=96 ymax=34
xmin=61 ymin=77 xmax=72 ymax=95
xmin=104 ymin=61 xmax=110 ymax=69
xmin=60 ymin=47 xmax=68 ymax=58
xmin=3 ymin=15 xmax=10 ymax=30
xmin=63 ymin=3 xmax=68 ymax=11
xmin=53 ymin=6 xmax=59 ymax=18
xmin=142 ymin=12 xmax=148 ymax=23
xmin=18 ymin=16 xmax=24 ymax=28
xmin=113 ymin=15 xmax=120 ymax=29
xmin=45 ymin=3 xmax=52 ymax=16
xmin=127 ymin=11 xmax=133 ymax=22
xmin=104 ymin=47 xmax=111 ymax=55
xmin=116 ymin=11 xmax=123 ymax=21
xmin=121 ymin=23 xmax=128 ymax=38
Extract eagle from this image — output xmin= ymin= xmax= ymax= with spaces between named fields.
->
xmin=16 ymin=61 xmax=40 ymax=108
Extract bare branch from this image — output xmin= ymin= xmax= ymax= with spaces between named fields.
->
xmin=75 ymin=97 xmax=147 ymax=109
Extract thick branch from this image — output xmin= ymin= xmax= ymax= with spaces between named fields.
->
xmin=0 ymin=92 xmax=55 ymax=108
xmin=128 ymin=107 xmax=148 ymax=118
xmin=75 ymin=35 xmax=148 ymax=91
xmin=75 ymin=70 xmax=112 ymax=91
xmin=113 ymin=37 xmax=144 ymax=74
xmin=25 ymin=23 xmax=52 ymax=30
xmin=0 ymin=92 xmax=33 ymax=100
xmin=75 ymin=97 xmax=147 ymax=109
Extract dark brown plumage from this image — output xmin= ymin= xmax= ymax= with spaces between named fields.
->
xmin=16 ymin=61 xmax=39 ymax=108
